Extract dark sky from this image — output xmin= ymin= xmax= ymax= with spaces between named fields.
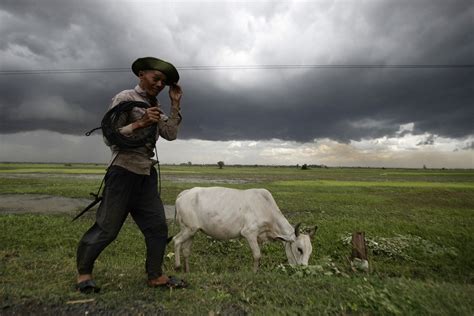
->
xmin=1 ymin=0 xmax=473 ymax=144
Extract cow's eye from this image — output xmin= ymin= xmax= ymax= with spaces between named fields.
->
xmin=297 ymin=247 xmax=303 ymax=254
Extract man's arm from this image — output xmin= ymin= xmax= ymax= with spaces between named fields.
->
xmin=112 ymin=93 xmax=161 ymax=136
xmin=158 ymin=83 xmax=183 ymax=141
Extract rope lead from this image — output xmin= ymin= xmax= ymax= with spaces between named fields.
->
xmin=74 ymin=101 xmax=160 ymax=221
xmin=85 ymin=127 xmax=102 ymax=136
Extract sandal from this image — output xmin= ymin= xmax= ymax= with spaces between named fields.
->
xmin=166 ymin=276 xmax=188 ymax=288
xmin=148 ymin=275 xmax=188 ymax=289
xmin=75 ymin=279 xmax=101 ymax=294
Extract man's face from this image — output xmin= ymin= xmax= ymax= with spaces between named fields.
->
xmin=139 ymin=70 xmax=168 ymax=96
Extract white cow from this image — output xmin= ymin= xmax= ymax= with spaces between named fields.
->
xmin=173 ymin=187 xmax=317 ymax=272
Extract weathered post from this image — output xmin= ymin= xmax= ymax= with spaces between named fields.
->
xmin=351 ymin=231 xmax=369 ymax=272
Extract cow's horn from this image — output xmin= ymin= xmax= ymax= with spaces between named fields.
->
xmin=294 ymin=222 xmax=302 ymax=237
xmin=309 ymin=225 xmax=318 ymax=238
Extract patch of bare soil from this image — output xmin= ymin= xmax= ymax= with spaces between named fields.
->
xmin=1 ymin=301 xmax=248 ymax=316
xmin=0 ymin=194 xmax=175 ymax=218
xmin=1 ymin=301 xmax=166 ymax=316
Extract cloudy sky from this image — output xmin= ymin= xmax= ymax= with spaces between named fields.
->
xmin=1 ymin=0 xmax=473 ymax=168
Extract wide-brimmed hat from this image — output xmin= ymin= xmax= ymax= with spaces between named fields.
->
xmin=131 ymin=57 xmax=179 ymax=84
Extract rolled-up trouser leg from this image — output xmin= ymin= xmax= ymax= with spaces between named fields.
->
xmin=131 ymin=167 xmax=168 ymax=279
xmin=76 ymin=222 xmax=124 ymax=274
xmin=76 ymin=166 xmax=136 ymax=275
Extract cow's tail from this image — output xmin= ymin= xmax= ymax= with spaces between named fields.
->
xmin=174 ymin=204 xmax=177 ymax=222
xmin=168 ymin=190 xmax=189 ymax=244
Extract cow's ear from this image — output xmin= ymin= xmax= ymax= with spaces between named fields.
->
xmin=294 ymin=222 xmax=302 ymax=237
xmin=309 ymin=225 xmax=318 ymax=239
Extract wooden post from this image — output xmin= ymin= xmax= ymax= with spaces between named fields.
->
xmin=351 ymin=231 xmax=369 ymax=272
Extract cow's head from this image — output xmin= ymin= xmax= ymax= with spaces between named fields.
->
xmin=285 ymin=223 xmax=318 ymax=265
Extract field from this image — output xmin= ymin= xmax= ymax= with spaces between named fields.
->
xmin=1 ymin=163 xmax=474 ymax=315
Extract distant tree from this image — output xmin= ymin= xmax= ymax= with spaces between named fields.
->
xmin=423 ymin=164 xmax=427 ymax=169
xmin=217 ymin=161 xmax=225 ymax=169
xmin=301 ymin=164 xmax=309 ymax=170
xmin=187 ymin=161 xmax=192 ymax=166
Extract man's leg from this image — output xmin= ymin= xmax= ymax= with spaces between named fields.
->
xmin=76 ymin=166 xmax=138 ymax=281
xmin=130 ymin=167 xmax=168 ymax=281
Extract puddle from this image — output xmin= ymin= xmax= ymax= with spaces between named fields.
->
xmin=1 ymin=173 xmax=252 ymax=184
xmin=1 ymin=173 xmax=104 ymax=180
xmin=164 ymin=175 xmax=251 ymax=184
xmin=0 ymin=194 xmax=176 ymax=219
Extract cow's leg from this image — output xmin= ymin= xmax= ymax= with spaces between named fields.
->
xmin=242 ymin=233 xmax=261 ymax=272
xmin=173 ymin=228 xmax=195 ymax=272
xmin=181 ymin=237 xmax=194 ymax=273
xmin=173 ymin=232 xmax=183 ymax=271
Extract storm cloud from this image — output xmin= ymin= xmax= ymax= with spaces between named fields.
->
xmin=1 ymin=0 xmax=473 ymax=144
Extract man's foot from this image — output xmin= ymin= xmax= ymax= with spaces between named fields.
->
xmin=77 ymin=274 xmax=92 ymax=284
xmin=76 ymin=274 xmax=100 ymax=294
xmin=147 ymin=275 xmax=170 ymax=287
xmin=75 ymin=279 xmax=101 ymax=294
xmin=147 ymin=275 xmax=188 ymax=288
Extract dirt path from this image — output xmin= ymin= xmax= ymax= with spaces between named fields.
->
xmin=0 ymin=194 xmax=176 ymax=218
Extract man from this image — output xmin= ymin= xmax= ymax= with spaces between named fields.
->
xmin=75 ymin=57 xmax=185 ymax=293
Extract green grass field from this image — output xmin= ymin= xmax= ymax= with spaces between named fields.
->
xmin=1 ymin=163 xmax=473 ymax=314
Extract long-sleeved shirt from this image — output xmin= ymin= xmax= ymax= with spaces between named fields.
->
xmin=106 ymin=84 xmax=181 ymax=175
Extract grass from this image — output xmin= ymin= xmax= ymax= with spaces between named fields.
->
xmin=1 ymin=163 xmax=474 ymax=314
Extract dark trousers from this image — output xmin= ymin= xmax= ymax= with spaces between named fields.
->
xmin=76 ymin=165 xmax=168 ymax=280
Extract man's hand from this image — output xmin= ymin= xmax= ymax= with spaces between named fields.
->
xmin=169 ymin=83 xmax=183 ymax=107
xmin=132 ymin=107 xmax=162 ymax=130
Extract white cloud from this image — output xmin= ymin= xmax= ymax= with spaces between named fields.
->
xmin=248 ymin=141 xmax=258 ymax=147
xmin=229 ymin=141 xmax=242 ymax=148
xmin=1 ymin=131 xmax=472 ymax=168
xmin=156 ymin=133 xmax=474 ymax=168
xmin=350 ymin=118 xmax=391 ymax=130
xmin=397 ymin=122 xmax=415 ymax=134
